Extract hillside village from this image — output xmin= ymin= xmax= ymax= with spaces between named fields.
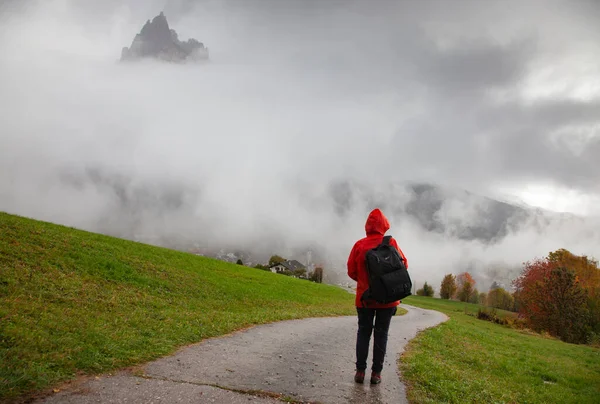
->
xmin=191 ymin=247 xmax=326 ymax=283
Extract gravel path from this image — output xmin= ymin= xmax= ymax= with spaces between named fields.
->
xmin=39 ymin=304 xmax=447 ymax=404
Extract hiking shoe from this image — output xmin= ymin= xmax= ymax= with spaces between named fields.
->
xmin=354 ymin=370 xmax=365 ymax=383
xmin=370 ymin=372 xmax=381 ymax=384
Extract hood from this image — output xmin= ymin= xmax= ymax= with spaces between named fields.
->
xmin=365 ymin=208 xmax=390 ymax=235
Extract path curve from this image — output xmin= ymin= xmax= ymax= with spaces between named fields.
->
xmin=40 ymin=304 xmax=447 ymax=404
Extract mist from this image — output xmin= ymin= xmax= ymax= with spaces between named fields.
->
xmin=2 ymin=0 xmax=600 ymax=291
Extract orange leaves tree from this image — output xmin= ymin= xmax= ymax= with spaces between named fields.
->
xmin=513 ymin=252 xmax=596 ymax=344
xmin=547 ymin=249 xmax=600 ymax=341
xmin=548 ymin=248 xmax=600 ymax=302
xmin=457 ymin=272 xmax=475 ymax=287
xmin=456 ymin=272 xmax=476 ymax=302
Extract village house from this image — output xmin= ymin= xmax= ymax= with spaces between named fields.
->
xmin=269 ymin=259 xmax=307 ymax=277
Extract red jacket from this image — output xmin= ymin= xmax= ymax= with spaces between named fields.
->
xmin=347 ymin=208 xmax=409 ymax=308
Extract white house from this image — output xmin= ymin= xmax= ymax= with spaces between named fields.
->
xmin=269 ymin=259 xmax=307 ymax=277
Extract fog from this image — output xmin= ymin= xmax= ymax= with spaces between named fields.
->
xmin=1 ymin=0 xmax=600 ymax=291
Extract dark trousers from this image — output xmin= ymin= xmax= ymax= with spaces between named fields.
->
xmin=355 ymin=306 xmax=397 ymax=373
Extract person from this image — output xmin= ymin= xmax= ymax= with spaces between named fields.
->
xmin=347 ymin=208 xmax=408 ymax=385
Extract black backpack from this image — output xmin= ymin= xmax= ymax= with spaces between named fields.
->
xmin=361 ymin=235 xmax=412 ymax=305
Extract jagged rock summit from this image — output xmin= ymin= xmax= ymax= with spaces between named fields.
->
xmin=121 ymin=12 xmax=209 ymax=63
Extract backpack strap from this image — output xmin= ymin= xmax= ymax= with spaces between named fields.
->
xmin=381 ymin=235 xmax=392 ymax=245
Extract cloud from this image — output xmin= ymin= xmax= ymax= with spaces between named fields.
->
xmin=1 ymin=0 xmax=600 ymax=289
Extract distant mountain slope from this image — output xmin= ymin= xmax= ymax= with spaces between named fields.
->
xmin=53 ymin=166 xmax=583 ymax=253
xmin=327 ymin=179 xmax=569 ymax=243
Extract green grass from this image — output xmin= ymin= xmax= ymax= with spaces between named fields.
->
xmin=404 ymin=295 xmax=517 ymax=320
xmin=400 ymin=296 xmax=600 ymax=403
xmin=0 ymin=212 xmax=358 ymax=401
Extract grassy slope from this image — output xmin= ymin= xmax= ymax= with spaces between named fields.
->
xmin=401 ymin=296 xmax=600 ymax=404
xmin=0 ymin=212 xmax=358 ymax=400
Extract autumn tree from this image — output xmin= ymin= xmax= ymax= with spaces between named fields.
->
xmin=440 ymin=274 xmax=457 ymax=299
xmin=478 ymin=292 xmax=487 ymax=305
xmin=310 ymin=266 xmax=323 ymax=283
xmin=545 ymin=249 xmax=599 ymax=337
xmin=458 ymin=281 xmax=474 ymax=302
xmin=468 ymin=288 xmax=480 ymax=304
xmin=417 ymin=282 xmax=434 ymax=297
xmin=487 ymin=287 xmax=514 ymax=311
xmin=457 ymin=272 xmax=476 ymax=302
xmin=457 ymin=272 xmax=476 ymax=289
xmin=424 ymin=282 xmax=435 ymax=297
xmin=268 ymin=255 xmax=285 ymax=266
xmin=548 ymin=249 xmax=600 ymax=316
xmin=548 ymin=249 xmax=600 ymax=294
xmin=513 ymin=258 xmax=592 ymax=343
xmin=513 ymin=258 xmax=553 ymax=319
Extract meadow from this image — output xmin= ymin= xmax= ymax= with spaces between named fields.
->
xmin=400 ymin=295 xmax=600 ymax=403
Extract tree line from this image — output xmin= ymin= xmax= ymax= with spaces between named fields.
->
xmin=418 ymin=248 xmax=599 ymax=344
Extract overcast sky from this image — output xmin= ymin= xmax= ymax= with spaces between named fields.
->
xmin=1 ymin=0 xmax=599 ymax=287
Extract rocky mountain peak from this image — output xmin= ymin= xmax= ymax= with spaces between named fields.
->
xmin=121 ymin=12 xmax=209 ymax=63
